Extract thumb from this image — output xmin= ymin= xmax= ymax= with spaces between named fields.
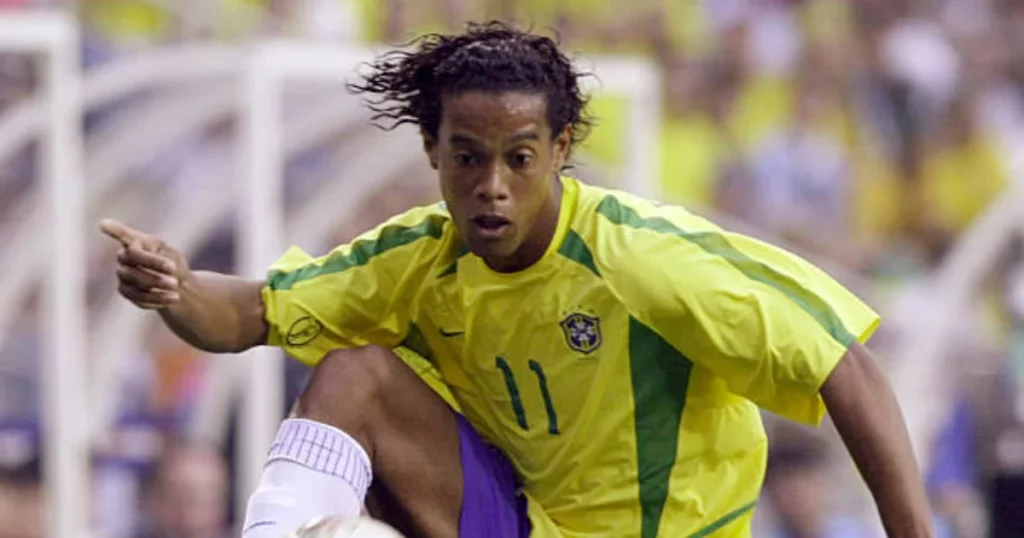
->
xmin=99 ymin=218 xmax=144 ymax=247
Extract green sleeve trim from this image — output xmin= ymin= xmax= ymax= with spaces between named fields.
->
xmin=267 ymin=214 xmax=447 ymax=291
xmin=597 ymin=196 xmax=857 ymax=347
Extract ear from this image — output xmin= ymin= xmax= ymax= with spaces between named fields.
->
xmin=421 ymin=129 xmax=439 ymax=170
xmin=552 ymin=126 xmax=572 ymax=171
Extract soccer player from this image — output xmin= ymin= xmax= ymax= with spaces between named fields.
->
xmin=101 ymin=22 xmax=933 ymax=538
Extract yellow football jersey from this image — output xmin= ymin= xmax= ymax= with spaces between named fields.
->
xmin=262 ymin=176 xmax=880 ymax=537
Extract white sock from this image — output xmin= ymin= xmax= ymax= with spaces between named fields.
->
xmin=242 ymin=418 xmax=373 ymax=537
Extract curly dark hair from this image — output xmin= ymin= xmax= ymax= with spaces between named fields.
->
xmin=347 ymin=21 xmax=593 ymax=151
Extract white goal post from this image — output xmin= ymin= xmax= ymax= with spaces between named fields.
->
xmin=236 ymin=40 xmax=663 ymax=513
xmin=0 ymin=11 xmax=88 ymax=538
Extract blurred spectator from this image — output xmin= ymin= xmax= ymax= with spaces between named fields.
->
xmin=958 ymin=25 xmax=1024 ymax=153
xmin=927 ymin=395 xmax=989 ymax=538
xmin=878 ymin=14 xmax=961 ymax=116
xmin=748 ymin=60 xmax=852 ymax=261
xmin=0 ymin=473 xmax=43 ymax=538
xmin=761 ymin=425 xmax=878 ymax=538
xmin=140 ymin=441 xmax=231 ymax=538
xmin=842 ymin=8 xmax=921 ymax=256
xmin=353 ymin=0 xmax=407 ymax=43
xmin=80 ymin=0 xmax=175 ymax=64
xmin=145 ymin=319 xmax=206 ymax=418
xmin=355 ymin=0 xmax=489 ymax=44
xmin=0 ymin=451 xmax=42 ymax=538
xmin=657 ymin=56 xmax=731 ymax=209
xmin=918 ymin=91 xmax=1008 ymax=243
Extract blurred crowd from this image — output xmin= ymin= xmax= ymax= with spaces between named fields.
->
xmin=1 ymin=0 xmax=1024 ymax=537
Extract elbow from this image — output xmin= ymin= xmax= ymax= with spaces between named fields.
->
xmin=202 ymin=340 xmax=257 ymax=355
xmin=221 ymin=313 xmax=270 ymax=354
xmin=180 ymin=333 xmax=255 ymax=355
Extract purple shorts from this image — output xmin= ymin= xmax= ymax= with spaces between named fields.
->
xmin=456 ymin=414 xmax=531 ymax=538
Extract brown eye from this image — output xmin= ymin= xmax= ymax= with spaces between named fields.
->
xmin=512 ymin=153 xmax=533 ymax=168
xmin=455 ymin=153 xmax=476 ymax=167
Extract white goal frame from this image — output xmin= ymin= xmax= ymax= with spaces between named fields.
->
xmin=0 ymin=11 xmax=88 ymax=538
xmin=236 ymin=41 xmax=663 ymax=512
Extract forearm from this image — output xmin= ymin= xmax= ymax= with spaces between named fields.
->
xmin=160 ymin=270 xmax=269 ymax=353
xmin=823 ymin=346 xmax=933 ymax=538
xmin=833 ymin=381 xmax=931 ymax=535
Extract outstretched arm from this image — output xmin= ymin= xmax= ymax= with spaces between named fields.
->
xmin=101 ymin=219 xmax=269 ymax=354
xmin=822 ymin=342 xmax=934 ymax=538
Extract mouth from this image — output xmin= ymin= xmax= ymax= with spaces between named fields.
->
xmin=469 ymin=214 xmax=512 ymax=240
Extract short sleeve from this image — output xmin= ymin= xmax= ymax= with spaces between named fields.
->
xmin=262 ymin=207 xmax=448 ymax=366
xmin=602 ymin=201 xmax=879 ymax=425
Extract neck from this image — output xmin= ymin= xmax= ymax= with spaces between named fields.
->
xmin=486 ymin=176 xmax=563 ymax=273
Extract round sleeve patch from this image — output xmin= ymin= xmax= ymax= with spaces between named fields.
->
xmin=286 ymin=316 xmax=324 ymax=347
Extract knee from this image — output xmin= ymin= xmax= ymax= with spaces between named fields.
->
xmin=294 ymin=345 xmax=399 ymax=426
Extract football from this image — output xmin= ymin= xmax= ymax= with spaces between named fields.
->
xmin=289 ymin=516 xmax=406 ymax=538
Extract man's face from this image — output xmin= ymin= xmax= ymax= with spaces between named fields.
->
xmin=425 ymin=91 xmax=570 ymax=266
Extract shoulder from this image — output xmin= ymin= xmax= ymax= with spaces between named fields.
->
xmin=372 ymin=201 xmax=453 ymax=239
xmin=563 ymin=179 xmax=741 ymax=320
xmin=267 ymin=202 xmax=459 ymax=290
xmin=353 ymin=201 xmax=463 ymax=270
xmin=569 ymin=178 xmax=718 ymax=268
xmin=573 ymin=178 xmax=714 ymax=235
xmin=568 ymin=178 xmax=797 ymax=304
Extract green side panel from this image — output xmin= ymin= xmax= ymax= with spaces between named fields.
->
xmin=629 ymin=317 xmax=693 ymax=538
xmin=687 ymin=501 xmax=758 ymax=538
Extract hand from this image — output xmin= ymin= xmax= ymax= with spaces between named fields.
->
xmin=100 ymin=219 xmax=190 ymax=310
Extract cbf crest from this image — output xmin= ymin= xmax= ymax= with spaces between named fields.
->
xmin=560 ymin=312 xmax=602 ymax=354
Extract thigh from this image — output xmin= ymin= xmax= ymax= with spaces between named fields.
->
xmin=298 ymin=346 xmax=463 ymax=537
xmin=298 ymin=346 xmax=527 ymax=538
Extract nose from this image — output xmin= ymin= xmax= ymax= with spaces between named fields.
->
xmin=475 ymin=164 xmax=510 ymax=203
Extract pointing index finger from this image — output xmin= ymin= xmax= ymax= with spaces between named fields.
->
xmin=99 ymin=219 xmax=143 ymax=247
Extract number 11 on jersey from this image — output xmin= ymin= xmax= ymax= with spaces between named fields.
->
xmin=495 ymin=356 xmax=560 ymax=435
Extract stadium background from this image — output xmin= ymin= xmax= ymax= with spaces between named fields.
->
xmin=1 ymin=0 xmax=1023 ymax=537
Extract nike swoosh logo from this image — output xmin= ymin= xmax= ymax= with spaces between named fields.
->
xmin=439 ymin=329 xmax=464 ymax=338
